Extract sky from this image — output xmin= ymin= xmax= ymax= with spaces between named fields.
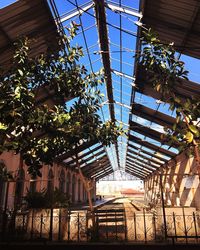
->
xmin=0 ymin=0 xmax=16 ymax=8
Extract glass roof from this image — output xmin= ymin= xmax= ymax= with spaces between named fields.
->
xmin=2 ymin=0 xmax=198 ymax=181
xmin=49 ymin=0 xmax=142 ymax=176
xmin=46 ymin=0 xmax=200 ymax=180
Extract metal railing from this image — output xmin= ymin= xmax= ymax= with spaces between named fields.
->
xmin=0 ymin=208 xmax=200 ymax=244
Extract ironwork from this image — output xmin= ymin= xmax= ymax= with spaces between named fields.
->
xmin=1 ymin=208 xmax=200 ymax=244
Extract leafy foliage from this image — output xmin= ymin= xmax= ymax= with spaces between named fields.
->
xmin=139 ymin=28 xmax=200 ymax=156
xmin=24 ymin=188 xmax=70 ymax=209
xmin=0 ymin=23 xmax=123 ymax=177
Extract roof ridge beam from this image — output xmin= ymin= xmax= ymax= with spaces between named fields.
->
xmin=93 ymin=0 xmax=120 ymax=167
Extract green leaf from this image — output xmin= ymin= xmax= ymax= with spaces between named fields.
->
xmin=172 ymin=123 xmax=177 ymax=130
xmin=43 ymin=146 xmax=48 ymax=153
xmin=155 ymin=83 xmax=161 ymax=92
xmin=0 ymin=122 xmax=7 ymax=130
xmin=185 ymin=131 xmax=193 ymax=143
xmin=174 ymin=97 xmax=181 ymax=104
xmin=18 ymin=69 xmax=23 ymax=76
xmin=189 ymin=125 xmax=199 ymax=136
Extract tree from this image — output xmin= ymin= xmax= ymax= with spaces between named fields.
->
xmin=0 ymin=23 xmax=123 ymax=214
xmin=139 ymin=28 xmax=200 ymax=174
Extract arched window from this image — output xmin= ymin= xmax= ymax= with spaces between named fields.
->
xmin=66 ymin=172 xmax=71 ymax=196
xmin=14 ymin=168 xmax=25 ymax=209
xmin=59 ymin=169 xmax=65 ymax=193
xmin=47 ymin=168 xmax=54 ymax=195
xmin=78 ymin=179 xmax=81 ymax=202
xmin=71 ymin=175 xmax=76 ymax=203
xmin=0 ymin=162 xmax=6 ymax=210
xmin=29 ymin=177 xmax=37 ymax=193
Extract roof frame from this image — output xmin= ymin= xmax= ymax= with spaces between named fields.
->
xmin=129 ymin=120 xmax=164 ymax=143
xmin=64 ymin=144 xmax=103 ymax=166
xmin=57 ymin=140 xmax=98 ymax=162
xmin=126 ymin=163 xmax=150 ymax=175
xmin=126 ymin=157 xmax=158 ymax=171
xmin=82 ymin=161 xmax=110 ymax=176
xmin=127 ymin=152 xmax=160 ymax=168
xmin=78 ymin=150 xmax=106 ymax=167
xmin=127 ymin=143 xmax=167 ymax=163
xmin=126 ymin=166 xmax=148 ymax=178
xmin=129 ymin=134 xmax=176 ymax=158
xmin=132 ymin=103 xmax=176 ymax=129
xmin=90 ymin=166 xmax=112 ymax=178
xmin=96 ymin=169 xmax=114 ymax=181
xmin=125 ymin=169 xmax=145 ymax=180
xmin=81 ymin=155 xmax=110 ymax=172
xmin=127 ymin=148 xmax=162 ymax=166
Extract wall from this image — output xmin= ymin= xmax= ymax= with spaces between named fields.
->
xmin=144 ymin=149 xmax=200 ymax=210
xmin=0 ymin=151 xmax=95 ymax=210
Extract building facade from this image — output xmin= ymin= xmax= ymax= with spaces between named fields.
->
xmin=0 ymin=151 xmax=96 ymax=210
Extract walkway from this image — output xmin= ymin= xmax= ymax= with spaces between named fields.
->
xmin=70 ymin=197 xmax=116 ymax=211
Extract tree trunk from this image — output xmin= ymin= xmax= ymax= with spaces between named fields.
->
xmin=75 ymin=152 xmax=96 ymax=227
xmin=9 ymin=154 xmax=24 ymax=236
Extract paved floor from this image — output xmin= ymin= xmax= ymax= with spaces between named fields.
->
xmin=70 ymin=197 xmax=116 ymax=211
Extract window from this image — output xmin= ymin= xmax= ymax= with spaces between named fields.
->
xmin=59 ymin=169 xmax=65 ymax=193
xmin=14 ymin=168 xmax=25 ymax=209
